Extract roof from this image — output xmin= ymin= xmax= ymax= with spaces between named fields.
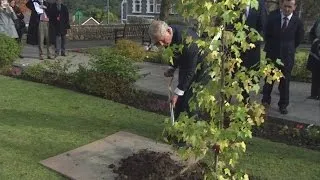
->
xmin=81 ymin=17 xmax=100 ymax=25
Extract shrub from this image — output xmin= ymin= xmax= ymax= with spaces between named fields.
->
xmin=113 ymin=39 xmax=146 ymax=62
xmin=21 ymin=60 xmax=73 ymax=87
xmin=292 ymin=50 xmax=311 ymax=82
xmin=0 ymin=33 xmax=21 ymax=67
xmin=89 ymin=48 xmax=139 ymax=82
xmin=144 ymin=50 xmax=168 ymax=64
xmin=72 ymin=65 xmax=134 ymax=101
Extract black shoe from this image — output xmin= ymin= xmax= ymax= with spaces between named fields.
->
xmin=61 ymin=52 xmax=66 ymax=56
xmin=261 ymin=101 xmax=270 ymax=109
xmin=279 ymin=107 xmax=288 ymax=114
xmin=19 ymin=55 xmax=24 ymax=58
xmin=307 ymin=96 xmax=320 ymax=100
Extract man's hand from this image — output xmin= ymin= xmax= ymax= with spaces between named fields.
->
xmin=164 ymin=68 xmax=175 ymax=77
xmin=170 ymin=95 xmax=179 ymax=108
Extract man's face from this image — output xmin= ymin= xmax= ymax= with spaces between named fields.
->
xmin=281 ymin=0 xmax=296 ymax=16
xmin=156 ymin=27 xmax=173 ymax=47
xmin=56 ymin=0 xmax=62 ymax=4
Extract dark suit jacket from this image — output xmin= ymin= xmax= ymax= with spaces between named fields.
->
xmin=264 ymin=9 xmax=304 ymax=70
xmin=26 ymin=0 xmax=54 ymax=45
xmin=170 ymin=25 xmax=204 ymax=93
xmin=48 ymin=3 xmax=70 ymax=36
xmin=242 ymin=0 xmax=267 ymax=68
xmin=309 ymin=18 xmax=320 ymax=42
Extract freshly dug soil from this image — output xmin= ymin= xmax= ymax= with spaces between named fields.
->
xmin=111 ymin=150 xmax=203 ymax=180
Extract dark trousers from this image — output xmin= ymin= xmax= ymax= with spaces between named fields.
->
xmin=55 ymin=35 xmax=66 ymax=55
xmin=262 ymin=64 xmax=292 ymax=108
xmin=174 ymin=88 xmax=193 ymax=119
xmin=311 ymin=68 xmax=320 ymax=97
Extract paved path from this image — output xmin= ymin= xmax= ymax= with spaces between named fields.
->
xmin=15 ymin=43 xmax=320 ymax=126
xmin=135 ymin=62 xmax=320 ymax=126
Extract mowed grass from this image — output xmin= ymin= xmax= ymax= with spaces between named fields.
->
xmin=0 ymin=76 xmax=319 ymax=180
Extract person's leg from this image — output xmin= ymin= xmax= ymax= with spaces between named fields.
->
xmin=38 ymin=22 xmax=44 ymax=60
xmin=174 ymin=95 xmax=185 ymax=120
xmin=44 ymin=22 xmax=51 ymax=58
xmin=61 ymin=35 xmax=66 ymax=56
xmin=261 ymin=79 xmax=275 ymax=106
xmin=55 ymin=35 xmax=61 ymax=56
xmin=278 ymin=67 xmax=292 ymax=114
xmin=310 ymin=70 xmax=317 ymax=97
xmin=315 ymin=69 xmax=320 ymax=98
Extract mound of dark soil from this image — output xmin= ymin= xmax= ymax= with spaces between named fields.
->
xmin=110 ymin=150 xmax=203 ymax=180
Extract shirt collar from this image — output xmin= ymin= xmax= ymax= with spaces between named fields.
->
xmin=281 ymin=12 xmax=293 ymax=21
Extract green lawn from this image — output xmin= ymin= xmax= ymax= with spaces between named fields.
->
xmin=0 ymin=76 xmax=319 ymax=180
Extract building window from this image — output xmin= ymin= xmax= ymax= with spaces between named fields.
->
xmin=170 ymin=4 xmax=177 ymax=14
xmin=156 ymin=0 xmax=161 ymax=13
xmin=147 ymin=0 xmax=155 ymax=13
xmin=132 ymin=0 xmax=142 ymax=13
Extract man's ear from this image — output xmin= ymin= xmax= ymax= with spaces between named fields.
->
xmin=167 ymin=27 xmax=173 ymax=35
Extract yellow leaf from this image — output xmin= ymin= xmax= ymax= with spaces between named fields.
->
xmin=204 ymin=2 xmax=213 ymax=10
xmin=249 ymin=43 xmax=256 ymax=49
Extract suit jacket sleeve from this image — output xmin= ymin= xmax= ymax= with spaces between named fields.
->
xmin=263 ymin=14 xmax=273 ymax=52
xmin=309 ymin=19 xmax=320 ymax=42
xmin=175 ymin=42 xmax=199 ymax=95
xmin=65 ymin=6 xmax=71 ymax=29
xmin=258 ymin=0 xmax=267 ymax=37
xmin=295 ymin=19 xmax=304 ymax=48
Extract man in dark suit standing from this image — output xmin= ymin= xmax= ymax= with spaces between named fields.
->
xmin=49 ymin=0 xmax=70 ymax=57
xmin=242 ymin=0 xmax=267 ymax=69
xmin=262 ymin=0 xmax=304 ymax=114
xmin=241 ymin=0 xmax=267 ymax=102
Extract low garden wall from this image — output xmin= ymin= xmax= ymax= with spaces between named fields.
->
xmin=66 ymin=25 xmax=123 ymax=40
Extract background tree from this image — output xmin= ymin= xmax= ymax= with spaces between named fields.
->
xmin=159 ymin=0 xmax=170 ymax=21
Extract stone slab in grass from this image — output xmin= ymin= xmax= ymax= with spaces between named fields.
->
xmin=40 ymin=131 xmax=181 ymax=180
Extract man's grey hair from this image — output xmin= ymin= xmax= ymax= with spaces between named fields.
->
xmin=148 ymin=20 xmax=169 ymax=44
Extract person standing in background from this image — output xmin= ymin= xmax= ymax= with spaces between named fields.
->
xmin=26 ymin=0 xmax=53 ymax=60
xmin=261 ymin=0 xmax=304 ymax=114
xmin=306 ymin=17 xmax=320 ymax=100
xmin=240 ymin=0 xmax=267 ymax=103
xmin=10 ymin=0 xmax=25 ymax=43
xmin=0 ymin=0 xmax=18 ymax=38
xmin=49 ymin=0 xmax=70 ymax=57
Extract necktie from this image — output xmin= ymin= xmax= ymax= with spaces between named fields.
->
xmin=282 ymin=17 xmax=288 ymax=31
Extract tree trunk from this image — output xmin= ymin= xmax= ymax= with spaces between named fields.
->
xmin=159 ymin=0 xmax=170 ymax=21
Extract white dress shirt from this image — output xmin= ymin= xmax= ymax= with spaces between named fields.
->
xmin=281 ymin=12 xmax=293 ymax=27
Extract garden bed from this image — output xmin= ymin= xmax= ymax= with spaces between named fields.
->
xmin=1 ymin=62 xmax=319 ymax=152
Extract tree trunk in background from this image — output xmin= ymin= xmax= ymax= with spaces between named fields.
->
xmin=159 ymin=0 xmax=170 ymax=21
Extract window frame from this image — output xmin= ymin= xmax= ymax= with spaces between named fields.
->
xmin=132 ymin=0 xmax=142 ymax=13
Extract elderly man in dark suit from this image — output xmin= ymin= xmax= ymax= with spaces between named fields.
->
xmin=262 ymin=0 xmax=304 ymax=114
xmin=148 ymin=20 xmax=205 ymax=119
